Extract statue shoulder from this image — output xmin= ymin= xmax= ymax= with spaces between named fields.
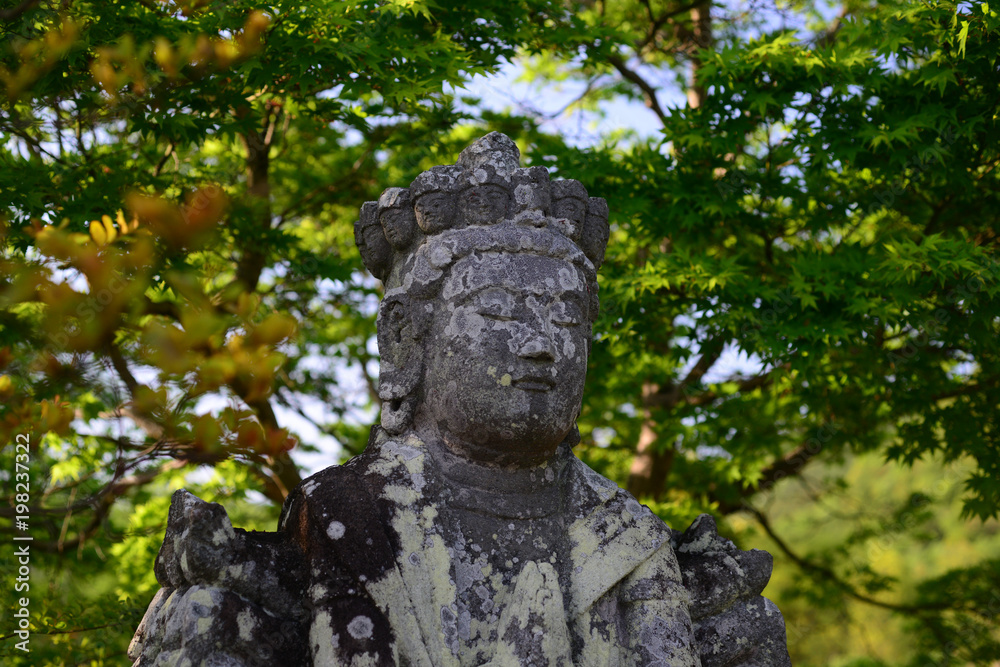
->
xmin=278 ymin=448 xmax=403 ymax=586
xmin=562 ymin=452 xmax=680 ymax=617
xmin=278 ymin=459 xmax=365 ymax=530
xmin=278 ymin=438 xmax=393 ymax=536
xmin=562 ymin=451 xmax=673 ymax=541
xmin=562 ymin=457 xmax=790 ymax=666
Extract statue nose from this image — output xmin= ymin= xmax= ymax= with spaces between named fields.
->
xmin=518 ymin=334 xmax=555 ymax=361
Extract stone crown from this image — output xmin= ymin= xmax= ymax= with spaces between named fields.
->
xmin=354 ymin=132 xmax=610 ymax=285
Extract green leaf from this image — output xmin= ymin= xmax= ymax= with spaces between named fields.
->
xmin=958 ymin=19 xmax=971 ymax=58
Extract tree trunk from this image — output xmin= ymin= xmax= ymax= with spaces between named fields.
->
xmin=686 ymin=2 xmax=712 ymax=109
xmin=626 ymin=2 xmax=713 ymax=500
xmin=237 ymin=122 xmax=272 ymax=291
xmin=627 ymin=383 xmax=675 ymax=500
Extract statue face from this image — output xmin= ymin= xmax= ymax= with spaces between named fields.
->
xmin=359 ymin=222 xmax=392 ymax=271
xmin=552 ymin=196 xmax=587 ymax=234
xmin=421 ymin=251 xmax=590 ymax=465
xmin=459 ymin=184 xmax=511 ymax=226
xmin=414 ymin=192 xmax=456 ymax=233
xmin=379 ymin=206 xmax=416 ymax=248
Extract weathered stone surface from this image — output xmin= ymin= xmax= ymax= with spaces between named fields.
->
xmin=130 ymin=490 xmax=310 ymax=667
xmin=131 ymin=132 xmax=792 ymax=666
xmin=671 ymin=515 xmax=792 ymax=667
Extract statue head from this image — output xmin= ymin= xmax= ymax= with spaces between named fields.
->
xmin=355 ymin=133 xmax=610 ymax=466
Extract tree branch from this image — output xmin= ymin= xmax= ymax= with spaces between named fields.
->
xmin=685 ymin=1 xmax=711 ymax=108
xmin=106 ymin=342 xmax=138 ymax=397
xmin=142 ymin=296 xmax=181 ymax=320
xmin=607 ymin=54 xmax=668 ymax=125
xmin=682 ymin=336 xmax=725 ymax=386
xmin=627 ymin=384 xmax=676 ymax=500
xmin=813 ymin=4 xmax=850 ymax=48
xmin=0 ymin=0 xmax=40 ymax=22
xmin=631 ymin=359 xmax=785 ymax=501
xmin=932 ymin=374 xmax=1000 ymax=401
xmin=639 ymin=0 xmax=705 ymax=51
xmin=2 ymin=460 xmax=185 ymax=552
xmin=235 ymin=114 xmax=274 ymax=292
xmin=152 ymin=142 xmax=175 ymax=177
xmin=645 ymin=365 xmax=781 ymax=409
xmin=750 ymin=507 xmax=953 ymax=614
xmin=276 ymin=183 xmax=335 ymax=225
xmin=714 ymin=437 xmax=824 ymax=514
xmin=231 ymin=381 xmax=302 ymax=502
xmin=1 ymin=618 xmax=133 ymax=641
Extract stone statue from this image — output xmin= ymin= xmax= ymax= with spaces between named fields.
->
xmin=129 ymin=133 xmax=792 ymax=666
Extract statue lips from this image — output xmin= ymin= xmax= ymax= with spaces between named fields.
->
xmin=512 ymin=375 xmax=556 ymax=392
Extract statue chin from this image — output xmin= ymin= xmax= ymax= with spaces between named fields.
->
xmin=417 ymin=381 xmax=583 ymax=468
xmin=438 ymin=424 xmax=573 ymax=469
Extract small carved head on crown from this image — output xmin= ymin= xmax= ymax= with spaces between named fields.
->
xmin=354 ymin=132 xmax=610 ymax=436
xmin=355 ymin=132 xmax=609 ymax=288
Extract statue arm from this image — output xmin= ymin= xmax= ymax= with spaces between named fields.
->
xmin=618 ymin=545 xmax=702 ymax=667
xmin=670 ymin=514 xmax=793 ymax=667
xmin=128 ymin=490 xmax=309 ymax=667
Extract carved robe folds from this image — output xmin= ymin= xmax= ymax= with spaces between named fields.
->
xmin=131 ymin=429 xmax=790 ymax=667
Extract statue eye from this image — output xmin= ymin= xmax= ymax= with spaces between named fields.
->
xmin=481 ymin=311 xmax=514 ymax=322
xmin=551 ymin=303 xmax=583 ymax=327
xmin=473 ymin=290 xmax=515 ymax=322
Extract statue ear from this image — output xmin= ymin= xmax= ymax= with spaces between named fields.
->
xmin=376 ymin=293 xmax=425 ymax=433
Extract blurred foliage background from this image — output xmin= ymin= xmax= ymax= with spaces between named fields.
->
xmin=1 ymin=0 xmax=999 ymax=664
